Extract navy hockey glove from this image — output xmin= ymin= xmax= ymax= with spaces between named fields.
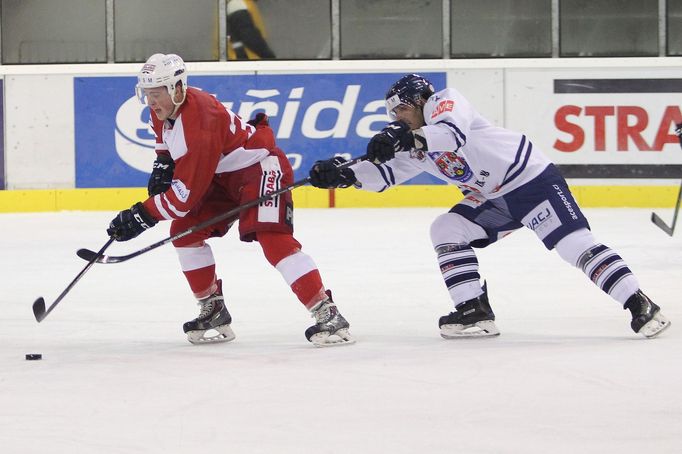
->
xmin=107 ymin=202 xmax=158 ymax=241
xmin=147 ymin=154 xmax=175 ymax=196
xmin=366 ymin=121 xmax=414 ymax=164
xmin=309 ymin=157 xmax=357 ymax=189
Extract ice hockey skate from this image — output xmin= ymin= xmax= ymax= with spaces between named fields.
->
xmin=624 ymin=290 xmax=670 ymax=338
xmin=183 ymin=280 xmax=235 ymax=344
xmin=439 ymin=284 xmax=500 ymax=338
xmin=305 ymin=290 xmax=355 ymax=347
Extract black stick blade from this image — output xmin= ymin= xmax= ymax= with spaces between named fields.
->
xmin=33 ymin=297 xmax=47 ymax=322
xmin=651 ymin=212 xmax=674 ymax=236
xmin=77 ymin=248 xmax=99 ymax=262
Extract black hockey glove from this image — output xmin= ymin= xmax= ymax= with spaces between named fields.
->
xmin=675 ymin=122 xmax=682 ymax=141
xmin=147 ymin=154 xmax=175 ymax=196
xmin=107 ymin=202 xmax=158 ymax=241
xmin=309 ymin=157 xmax=357 ymax=189
xmin=247 ymin=112 xmax=269 ymax=127
xmin=366 ymin=121 xmax=414 ymax=164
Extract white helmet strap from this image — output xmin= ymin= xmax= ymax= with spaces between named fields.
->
xmin=170 ymin=82 xmax=186 ymax=107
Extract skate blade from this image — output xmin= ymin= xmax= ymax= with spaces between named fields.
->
xmin=310 ymin=328 xmax=356 ymax=347
xmin=187 ymin=325 xmax=236 ymax=345
xmin=640 ymin=313 xmax=671 ymax=338
xmin=440 ymin=320 xmax=500 ymax=339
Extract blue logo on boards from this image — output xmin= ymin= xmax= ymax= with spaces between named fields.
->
xmin=74 ymin=72 xmax=446 ymax=188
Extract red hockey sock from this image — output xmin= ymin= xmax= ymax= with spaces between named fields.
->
xmin=257 ymin=231 xmax=327 ymax=308
xmin=291 ymin=269 xmax=327 ymax=309
xmin=183 ymin=266 xmax=217 ymax=299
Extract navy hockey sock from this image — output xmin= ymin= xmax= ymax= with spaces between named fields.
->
xmin=576 ymin=244 xmax=639 ymax=304
xmin=435 ymin=242 xmax=483 ymax=303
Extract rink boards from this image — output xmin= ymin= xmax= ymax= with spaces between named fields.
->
xmin=1 ymin=58 xmax=681 ymax=211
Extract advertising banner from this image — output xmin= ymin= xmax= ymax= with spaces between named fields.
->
xmin=1 ymin=78 xmax=4 ymax=189
xmin=506 ymin=70 xmax=682 ymax=178
xmin=74 ymin=72 xmax=446 ymax=188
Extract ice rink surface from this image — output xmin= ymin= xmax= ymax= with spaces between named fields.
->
xmin=1 ymin=207 xmax=680 ymax=454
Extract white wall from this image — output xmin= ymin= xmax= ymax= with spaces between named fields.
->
xmin=4 ymin=74 xmax=75 ymax=188
xmin=1 ymin=58 xmax=681 ymax=189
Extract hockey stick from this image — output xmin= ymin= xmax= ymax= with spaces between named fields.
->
xmin=650 ymin=185 xmax=682 ymax=236
xmin=32 ymin=237 xmax=115 ymax=322
xmin=77 ymin=155 xmax=366 ymax=264
xmin=651 ymin=122 xmax=682 ymax=236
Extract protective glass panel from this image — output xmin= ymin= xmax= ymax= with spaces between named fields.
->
xmin=560 ymin=0 xmax=658 ymax=57
xmin=1 ymin=0 xmax=106 ymax=64
xmin=229 ymin=0 xmax=331 ymax=60
xmin=451 ymin=0 xmax=551 ymax=58
xmin=668 ymin=0 xmax=682 ymax=55
xmin=115 ymin=0 xmax=218 ymax=62
xmin=340 ymin=0 xmax=442 ymax=59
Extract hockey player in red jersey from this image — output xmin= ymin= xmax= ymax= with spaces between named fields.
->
xmin=106 ymin=53 xmax=353 ymax=347
xmin=309 ymin=74 xmax=671 ymax=340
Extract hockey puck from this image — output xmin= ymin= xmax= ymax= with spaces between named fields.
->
xmin=25 ymin=354 xmax=42 ymax=361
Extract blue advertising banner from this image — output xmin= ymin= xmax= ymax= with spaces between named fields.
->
xmin=0 ymin=78 xmax=4 ymax=189
xmin=74 ymin=72 xmax=446 ymax=188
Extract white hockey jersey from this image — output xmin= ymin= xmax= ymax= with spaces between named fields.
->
xmin=351 ymin=87 xmax=551 ymax=198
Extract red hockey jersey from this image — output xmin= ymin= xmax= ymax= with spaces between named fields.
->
xmin=142 ymin=87 xmax=271 ymax=221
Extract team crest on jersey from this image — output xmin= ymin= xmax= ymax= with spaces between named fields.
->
xmin=429 ymin=152 xmax=473 ymax=182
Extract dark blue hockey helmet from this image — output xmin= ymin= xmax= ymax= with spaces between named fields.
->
xmin=385 ymin=74 xmax=435 ymax=119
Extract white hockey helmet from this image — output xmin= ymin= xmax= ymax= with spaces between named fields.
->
xmin=135 ymin=53 xmax=188 ymax=106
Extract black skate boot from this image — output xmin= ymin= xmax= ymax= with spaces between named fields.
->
xmin=305 ymin=290 xmax=355 ymax=347
xmin=183 ymin=279 xmax=235 ymax=344
xmin=623 ymin=290 xmax=670 ymax=338
xmin=439 ymin=283 xmax=500 ymax=338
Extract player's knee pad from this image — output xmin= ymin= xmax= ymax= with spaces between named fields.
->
xmin=430 ymin=212 xmax=487 ymax=248
xmin=256 ymin=231 xmax=302 ymax=266
xmin=554 ymin=228 xmax=598 ymax=267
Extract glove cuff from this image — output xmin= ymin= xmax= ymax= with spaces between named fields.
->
xmin=132 ymin=202 xmax=158 ymax=229
xmin=338 ymin=168 xmax=357 ymax=188
xmin=155 ymin=153 xmax=174 ymax=163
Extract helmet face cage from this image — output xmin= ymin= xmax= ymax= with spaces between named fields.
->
xmin=135 ymin=53 xmax=188 ymax=106
xmin=385 ymin=74 xmax=434 ymax=120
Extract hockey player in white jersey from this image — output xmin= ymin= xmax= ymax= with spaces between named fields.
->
xmin=309 ymin=74 xmax=670 ymax=339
